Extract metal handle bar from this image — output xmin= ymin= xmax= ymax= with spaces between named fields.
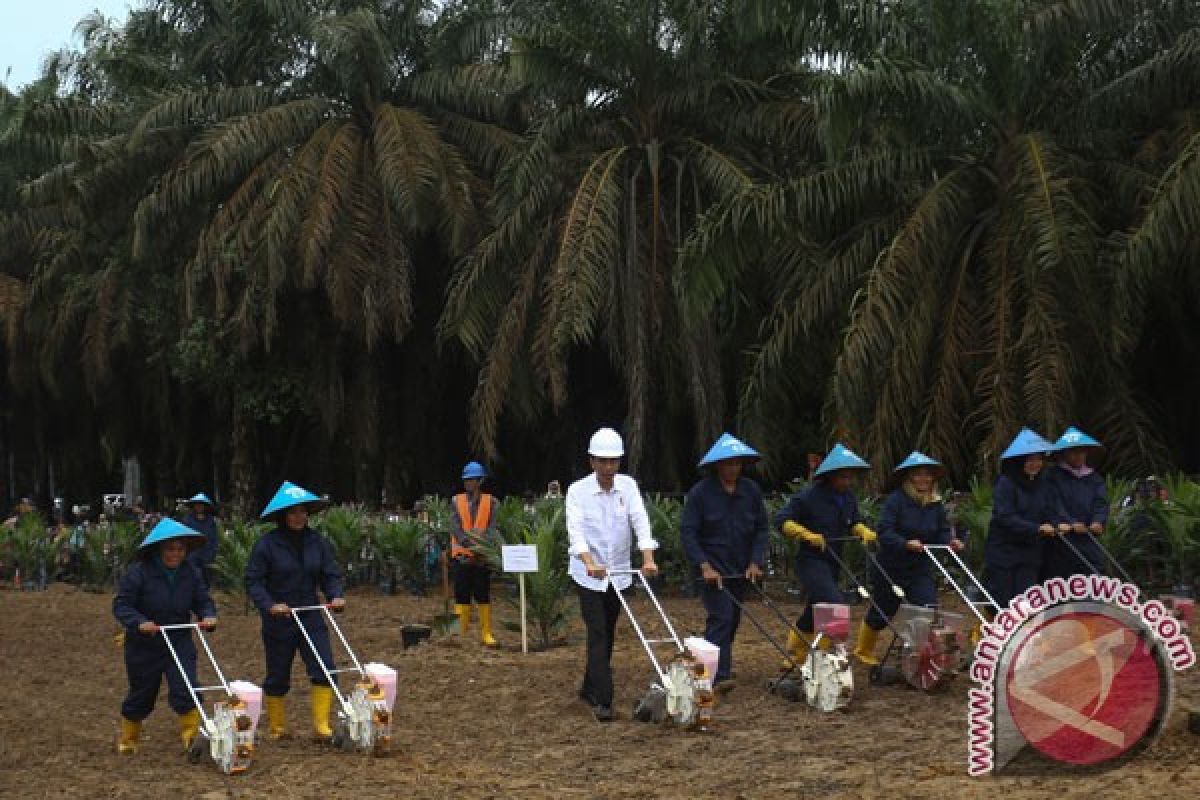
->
xmin=607 ymin=569 xmax=684 ymax=683
xmin=1048 ymin=529 xmax=1143 ymax=595
xmin=290 ymin=604 xmax=365 ymax=713
xmin=714 ymin=540 xmax=900 ymax=639
xmin=159 ymin=623 xmax=232 ymax=733
xmin=860 ymin=548 xmax=907 ymax=601
xmin=1083 ymin=530 xmax=1138 ymax=587
xmin=1050 ymin=530 xmax=1102 ymax=576
xmin=820 ymin=543 xmax=906 ymax=640
xmin=714 ymin=582 xmax=799 ymax=667
xmin=923 ymin=544 xmax=999 ymax=623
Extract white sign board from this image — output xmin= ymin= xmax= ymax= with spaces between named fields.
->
xmin=502 ymin=544 xmax=539 ymax=573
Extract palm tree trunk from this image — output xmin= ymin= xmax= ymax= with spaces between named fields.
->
xmin=230 ymin=401 xmax=255 ymax=519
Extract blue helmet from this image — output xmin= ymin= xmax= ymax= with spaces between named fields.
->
xmin=186 ymin=492 xmax=214 ymax=506
xmin=813 ymin=443 xmax=870 ymax=478
xmin=139 ymin=518 xmax=206 ymax=552
xmin=894 ymin=451 xmax=944 ymax=475
xmin=1000 ymin=428 xmax=1053 ymax=461
xmin=462 ymin=461 xmax=487 ymax=480
xmin=1052 ymin=426 xmax=1102 ymax=452
xmin=260 ymin=481 xmax=324 ymax=518
xmin=698 ymin=432 xmax=761 ymax=467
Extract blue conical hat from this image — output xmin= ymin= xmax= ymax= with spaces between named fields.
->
xmin=894 ymin=451 xmax=944 ymax=474
xmin=698 ymin=433 xmax=761 ymax=467
xmin=1000 ymin=428 xmax=1054 ymax=461
xmin=813 ymin=442 xmax=870 ymax=478
xmin=461 ymin=461 xmax=487 ymax=480
xmin=138 ymin=518 xmax=206 ymax=552
xmin=260 ymin=481 xmax=323 ymax=518
xmin=1051 ymin=426 xmax=1102 ymax=452
xmin=186 ymin=492 xmax=214 ymax=506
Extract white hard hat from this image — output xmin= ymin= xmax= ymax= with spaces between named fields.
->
xmin=588 ymin=427 xmax=625 ymax=458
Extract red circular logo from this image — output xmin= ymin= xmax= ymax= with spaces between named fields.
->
xmin=1004 ymin=611 xmax=1165 ymax=765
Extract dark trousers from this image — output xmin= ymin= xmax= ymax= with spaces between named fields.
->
xmin=794 ymin=558 xmax=843 ymax=633
xmin=262 ymin=618 xmax=335 ymax=696
xmin=699 ymin=580 xmax=745 ymax=682
xmin=576 ymin=583 xmax=621 ymax=707
xmin=865 ymin=570 xmax=937 ymax=630
xmin=453 ymin=559 xmax=492 ymax=604
xmin=121 ymin=637 xmax=197 ymax=720
xmin=985 ymin=563 xmax=1039 ymax=610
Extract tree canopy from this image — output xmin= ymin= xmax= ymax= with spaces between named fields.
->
xmin=2 ymin=0 xmax=1198 ymax=511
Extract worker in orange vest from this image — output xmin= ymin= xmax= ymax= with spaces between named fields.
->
xmin=451 ymin=462 xmax=499 ymax=646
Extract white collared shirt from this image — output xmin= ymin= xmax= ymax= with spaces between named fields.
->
xmin=566 ymin=472 xmax=657 ymax=591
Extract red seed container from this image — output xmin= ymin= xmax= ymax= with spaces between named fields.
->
xmin=813 ymin=603 xmax=851 ymax=642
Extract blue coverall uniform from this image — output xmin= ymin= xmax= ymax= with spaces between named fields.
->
xmin=984 ymin=472 xmax=1056 ymax=608
xmin=1042 ymin=466 xmax=1109 ymax=579
xmin=245 ymin=526 xmax=343 ymax=696
xmin=680 ymin=476 xmax=769 ymax=682
xmin=773 ymin=482 xmax=861 ymax=632
xmin=113 ymin=558 xmax=216 ymax=720
xmin=865 ymin=488 xmax=953 ymax=630
xmin=183 ymin=512 xmax=219 ymax=587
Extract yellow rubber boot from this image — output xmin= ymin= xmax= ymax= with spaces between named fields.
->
xmin=853 ymin=621 xmax=881 ymax=666
xmin=117 ymin=717 xmax=141 ymax=754
xmin=782 ymin=629 xmax=812 ymax=669
xmin=477 ymin=604 xmax=498 ymax=647
xmin=178 ymin=709 xmax=201 ymax=749
xmin=455 ymin=603 xmax=472 ymax=635
xmin=310 ymin=685 xmax=334 ymax=740
xmin=265 ymin=695 xmax=288 ymax=740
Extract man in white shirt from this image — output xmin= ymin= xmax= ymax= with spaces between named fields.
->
xmin=566 ymin=427 xmax=658 ymax=721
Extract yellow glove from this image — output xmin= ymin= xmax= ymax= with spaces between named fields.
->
xmin=782 ymin=521 xmax=826 ymax=551
xmin=852 ymin=523 xmax=877 ymax=545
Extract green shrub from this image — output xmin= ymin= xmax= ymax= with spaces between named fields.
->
xmin=5 ymin=514 xmax=54 ymax=588
xmin=478 ymin=499 xmax=571 ymax=649
xmin=644 ymin=494 xmax=688 ymax=589
xmin=315 ymin=505 xmax=370 ymax=586
xmin=372 ymin=516 xmax=431 ymax=595
xmin=951 ymin=478 xmax=993 ymax=575
xmin=1153 ymin=475 xmax=1200 ymax=591
xmin=211 ymin=520 xmax=270 ymax=611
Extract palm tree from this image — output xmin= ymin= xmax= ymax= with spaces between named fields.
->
xmin=439 ymin=0 xmax=823 ymax=483
xmin=683 ymin=0 xmax=1200 ymax=483
xmin=126 ymin=0 xmax=509 ymax=508
xmin=3 ymin=1 xmax=506 ymax=510
xmin=1102 ymin=3 xmax=1200 ymax=476
xmin=1 ymin=33 xmax=183 ymax=506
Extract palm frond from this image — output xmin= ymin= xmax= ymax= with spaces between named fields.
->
xmin=535 ymin=145 xmax=629 ymax=407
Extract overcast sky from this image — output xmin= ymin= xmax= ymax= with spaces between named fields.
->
xmin=1 ymin=1 xmax=141 ymax=90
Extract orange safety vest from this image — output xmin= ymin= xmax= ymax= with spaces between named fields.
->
xmin=452 ymin=493 xmax=494 ymax=559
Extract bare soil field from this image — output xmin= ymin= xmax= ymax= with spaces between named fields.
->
xmin=1 ymin=584 xmax=1196 ymax=799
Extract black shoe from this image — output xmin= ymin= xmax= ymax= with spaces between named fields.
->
xmin=591 ymin=704 xmax=615 ymax=722
xmin=578 ymin=689 xmax=597 ymax=706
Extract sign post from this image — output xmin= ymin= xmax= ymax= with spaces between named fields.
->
xmin=501 ymin=544 xmax=539 ymax=654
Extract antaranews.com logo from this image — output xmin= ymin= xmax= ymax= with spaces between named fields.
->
xmin=967 ymin=575 xmax=1195 ymax=775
